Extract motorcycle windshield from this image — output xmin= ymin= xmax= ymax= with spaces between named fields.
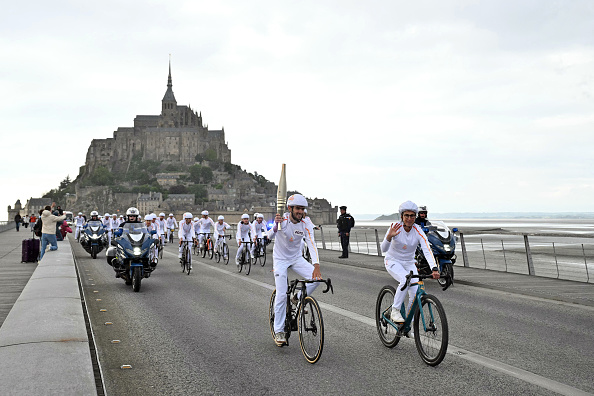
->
xmin=121 ymin=223 xmax=149 ymax=244
xmin=426 ymin=221 xmax=451 ymax=240
xmin=87 ymin=221 xmax=102 ymax=228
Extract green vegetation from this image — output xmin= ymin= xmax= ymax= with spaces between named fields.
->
xmin=169 ymin=185 xmax=188 ymax=194
xmin=188 ymin=184 xmax=207 ymax=203
xmin=42 ymin=176 xmax=75 ymax=203
xmin=189 ymin=164 xmax=213 ymax=184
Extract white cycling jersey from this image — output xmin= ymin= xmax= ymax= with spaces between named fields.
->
xmin=178 ymin=221 xmax=196 ymax=241
xmin=197 ymin=217 xmax=216 ymax=234
xmin=267 ymin=213 xmax=319 ymax=264
xmin=236 ymin=222 xmax=252 ymax=243
xmin=381 ymin=223 xmax=437 ymax=268
xmin=75 ymin=216 xmax=85 ymax=227
xmin=156 ymin=219 xmax=166 ymax=235
xmin=214 ymin=222 xmax=230 ymax=239
xmin=166 ymin=216 xmax=178 ymax=229
xmin=251 ymin=220 xmax=267 ymax=239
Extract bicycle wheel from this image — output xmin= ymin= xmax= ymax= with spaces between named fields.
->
xmin=260 ymin=248 xmax=266 ymax=266
xmin=215 ymin=244 xmax=221 ymax=263
xmin=238 ymin=250 xmax=244 ymax=273
xmin=245 ymin=250 xmax=251 ymax=275
xmin=207 ymin=239 xmax=214 ymax=259
xmin=375 ymin=285 xmax=400 ymax=348
xmin=298 ymin=296 xmax=324 ymax=364
xmin=186 ymin=252 xmax=192 ymax=275
xmin=158 ymin=242 xmax=163 ymax=259
xmin=181 ymin=246 xmax=187 ymax=272
xmin=268 ymin=289 xmax=277 ymax=342
xmin=414 ymin=294 xmax=448 ymax=366
xmin=223 ymin=244 xmax=229 ymax=265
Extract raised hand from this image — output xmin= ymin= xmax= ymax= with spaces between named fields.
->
xmin=386 ymin=222 xmax=403 ymax=240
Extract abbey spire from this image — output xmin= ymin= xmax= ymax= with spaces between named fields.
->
xmin=161 ymin=60 xmax=177 ymax=115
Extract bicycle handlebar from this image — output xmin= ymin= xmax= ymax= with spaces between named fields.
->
xmin=400 ymin=271 xmax=451 ymax=292
xmin=289 ymin=278 xmax=334 ymax=294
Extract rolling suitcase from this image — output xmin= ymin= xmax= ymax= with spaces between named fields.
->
xmin=22 ymin=238 xmax=40 ymax=263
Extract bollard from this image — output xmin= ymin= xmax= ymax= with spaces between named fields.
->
xmin=355 ymin=233 xmax=360 ymax=253
xmin=552 ymin=242 xmax=559 ymax=279
xmin=501 ymin=240 xmax=508 ymax=272
xmin=320 ymin=226 xmax=326 ymax=250
xmin=524 ymin=234 xmax=535 ymax=276
xmin=374 ymin=229 xmax=382 ymax=257
xmin=582 ymin=244 xmax=589 ymax=282
xmin=460 ymin=233 xmax=469 ymax=267
xmin=481 ymin=238 xmax=487 ymax=269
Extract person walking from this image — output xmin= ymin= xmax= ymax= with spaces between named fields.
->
xmin=40 ymin=204 xmax=66 ymax=260
xmin=14 ymin=213 xmax=22 ymax=232
xmin=337 ymin=205 xmax=355 ymax=258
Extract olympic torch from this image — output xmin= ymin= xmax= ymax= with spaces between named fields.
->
xmin=276 ymin=163 xmax=287 ymax=231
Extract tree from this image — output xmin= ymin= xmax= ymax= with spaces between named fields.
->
xmin=88 ymin=167 xmax=114 ymax=186
xmin=59 ymin=175 xmax=71 ymax=190
xmin=204 ymin=148 xmax=217 ymax=161
xmin=169 ymin=185 xmax=188 ymax=194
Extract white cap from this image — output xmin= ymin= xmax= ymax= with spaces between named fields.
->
xmin=183 ymin=212 xmax=193 ymax=219
xmin=241 ymin=213 xmax=249 ymax=219
xmin=287 ymin=194 xmax=308 ymax=208
xmin=218 ymin=215 xmax=225 ymax=220
xmin=399 ymin=200 xmax=419 ymax=215
xmin=201 ymin=210 xmax=208 ymax=216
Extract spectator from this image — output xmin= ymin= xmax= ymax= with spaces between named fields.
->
xmin=40 ymin=203 xmax=66 ymax=260
xmin=29 ymin=213 xmax=37 ymax=234
xmin=23 ymin=215 xmax=29 ymax=229
xmin=56 ymin=205 xmax=64 ymax=215
xmin=53 ymin=208 xmax=64 ymax=242
xmin=337 ymin=205 xmax=355 ymax=259
xmin=14 ymin=213 xmax=22 ymax=232
xmin=60 ymin=221 xmax=73 ymax=239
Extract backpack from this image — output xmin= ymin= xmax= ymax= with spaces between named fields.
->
xmin=33 ymin=220 xmax=42 ymax=237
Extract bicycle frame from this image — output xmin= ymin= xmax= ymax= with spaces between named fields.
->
xmin=283 ymin=279 xmax=334 ymax=342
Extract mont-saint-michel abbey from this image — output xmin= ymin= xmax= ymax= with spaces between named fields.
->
xmin=8 ymin=63 xmax=337 ymax=225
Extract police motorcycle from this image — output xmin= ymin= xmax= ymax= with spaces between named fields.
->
xmin=106 ymin=209 xmax=158 ymax=292
xmin=415 ymin=220 xmax=458 ymax=287
xmin=80 ymin=211 xmax=108 ymax=259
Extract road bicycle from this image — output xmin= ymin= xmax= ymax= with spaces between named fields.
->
xmin=214 ymin=234 xmax=230 ymax=265
xmin=157 ymin=236 xmax=164 ymax=259
xmin=237 ymin=240 xmax=254 ymax=275
xmin=180 ymin=240 xmax=192 ymax=275
xmin=268 ymin=278 xmax=333 ymax=364
xmin=199 ymin=233 xmax=214 ymax=259
xmin=168 ymin=228 xmax=175 ymax=244
xmin=252 ymin=237 xmax=267 ymax=267
xmin=375 ymin=271 xmax=450 ymax=366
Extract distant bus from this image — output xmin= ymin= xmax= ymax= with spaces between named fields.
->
xmin=64 ymin=211 xmax=74 ymax=226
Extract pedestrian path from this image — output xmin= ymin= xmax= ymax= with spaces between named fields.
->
xmin=0 ymin=228 xmax=38 ymax=327
xmin=318 ymin=249 xmax=594 ymax=307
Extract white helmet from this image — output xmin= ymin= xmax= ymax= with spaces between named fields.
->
xmin=241 ymin=213 xmax=250 ymax=219
xmin=126 ymin=207 xmax=140 ymax=216
xmin=194 ymin=217 xmax=199 ymax=221
xmin=112 ymin=214 xmax=117 ymax=217
xmin=78 ymin=212 xmax=83 ymax=215
xmin=183 ymin=212 xmax=193 ymax=219
xmin=90 ymin=211 xmax=99 ymax=216
xmin=201 ymin=210 xmax=209 ymax=216
xmin=287 ymin=194 xmax=308 ymax=208
xmin=159 ymin=212 xmax=165 ymax=217
xmin=119 ymin=215 xmax=124 ymax=218
xmin=150 ymin=213 xmax=157 ymax=220
xmin=399 ymin=200 xmax=419 ymax=215
xmin=104 ymin=213 xmax=110 ymax=217
xmin=144 ymin=214 xmax=152 ymax=221
xmin=256 ymin=213 xmax=264 ymax=219
xmin=218 ymin=215 xmax=225 ymax=220
xmin=169 ymin=213 xmax=174 ymax=217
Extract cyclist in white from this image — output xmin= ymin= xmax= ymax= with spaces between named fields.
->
xmin=268 ymin=194 xmax=322 ymax=346
xmin=236 ymin=213 xmax=252 ymax=267
xmin=156 ymin=213 xmax=167 ymax=245
xmin=111 ymin=214 xmax=120 ymax=228
xmin=196 ymin=210 xmax=215 ymax=249
xmin=166 ymin=213 xmax=177 ymax=243
xmin=74 ymin=212 xmax=85 ymax=241
xmin=102 ymin=213 xmax=113 ymax=245
xmin=381 ymin=200 xmax=439 ymax=326
xmin=178 ymin=212 xmax=196 ymax=269
xmin=214 ymin=215 xmax=230 ymax=258
xmin=251 ymin=213 xmax=268 ymax=256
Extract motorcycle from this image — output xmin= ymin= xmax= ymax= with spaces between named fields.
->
xmin=415 ymin=220 xmax=458 ymax=287
xmin=80 ymin=220 xmax=108 ymax=259
xmin=106 ymin=223 xmax=157 ymax=292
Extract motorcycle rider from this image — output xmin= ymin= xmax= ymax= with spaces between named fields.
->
xmin=74 ymin=212 xmax=86 ymax=240
xmin=236 ymin=213 xmax=252 ymax=268
xmin=118 ymin=207 xmax=142 ymax=227
xmin=381 ymin=201 xmax=439 ymax=326
xmin=178 ymin=212 xmax=197 ymax=268
xmin=415 ymin=206 xmax=430 ymax=228
xmin=268 ymin=194 xmax=322 ymax=346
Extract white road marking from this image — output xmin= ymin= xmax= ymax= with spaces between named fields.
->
xmin=169 ymin=251 xmax=593 ymax=396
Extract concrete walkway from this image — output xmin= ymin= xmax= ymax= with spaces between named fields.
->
xmin=0 ymin=230 xmax=96 ymax=395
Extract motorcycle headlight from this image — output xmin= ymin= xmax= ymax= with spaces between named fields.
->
xmin=443 ymin=245 xmax=451 ymax=252
xmin=90 ymin=235 xmax=99 ymax=240
xmin=133 ymin=247 xmax=142 ymax=256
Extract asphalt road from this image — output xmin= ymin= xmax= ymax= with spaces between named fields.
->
xmin=71 ymin=240 xmax=594 ymax=396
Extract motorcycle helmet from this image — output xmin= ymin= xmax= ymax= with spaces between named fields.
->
xmin=398 ymin=201 xmax=419 ymax=216
xmin=126 ymin=207 xmax=140 ymax=222
xmin=183 ymin=212 xmax=193 ymax=219
xmin=418 ymin=206 xmax=428 ymax=216
xmin=287 ymin=194 xmax=308 ymax=208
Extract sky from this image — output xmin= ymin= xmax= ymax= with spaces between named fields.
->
xmin=1 ymin=0 xmax=594 ymax=221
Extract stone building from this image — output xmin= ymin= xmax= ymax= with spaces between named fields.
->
xmin=137 ymin=192 xmax=163 ymax=215
xmin=83 ymin=62 xmax=231 ymax=178
xmin=7 ymin=198 xmax=52 ymax=219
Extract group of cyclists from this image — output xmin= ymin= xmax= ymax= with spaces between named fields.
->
xmin=68 ymin=195 xmax=438 ymax=350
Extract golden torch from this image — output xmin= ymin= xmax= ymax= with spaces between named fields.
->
xmin=276 ymin=163 xmax=287 ymax=230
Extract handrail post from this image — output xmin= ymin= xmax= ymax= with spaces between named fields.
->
xmin=460 ymin=232 xmax=469 ymax=267
xmin=374 ymin=229 xmax=382 ymax=257
xmin=320 ymin=225 xmax=326 ymax=250
xmin=524 ymin=234 xmax=535 ymax=275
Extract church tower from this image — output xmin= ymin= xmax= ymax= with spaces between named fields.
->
xmin=161 ymin=60 xmax=178 ymax=126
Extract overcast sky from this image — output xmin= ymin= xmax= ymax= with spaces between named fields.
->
xmin=2 ymin=0 xmax=593 ymax=220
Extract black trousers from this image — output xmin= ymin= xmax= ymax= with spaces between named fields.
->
xmin=340 ymin=233 xmax=350 ymax=257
